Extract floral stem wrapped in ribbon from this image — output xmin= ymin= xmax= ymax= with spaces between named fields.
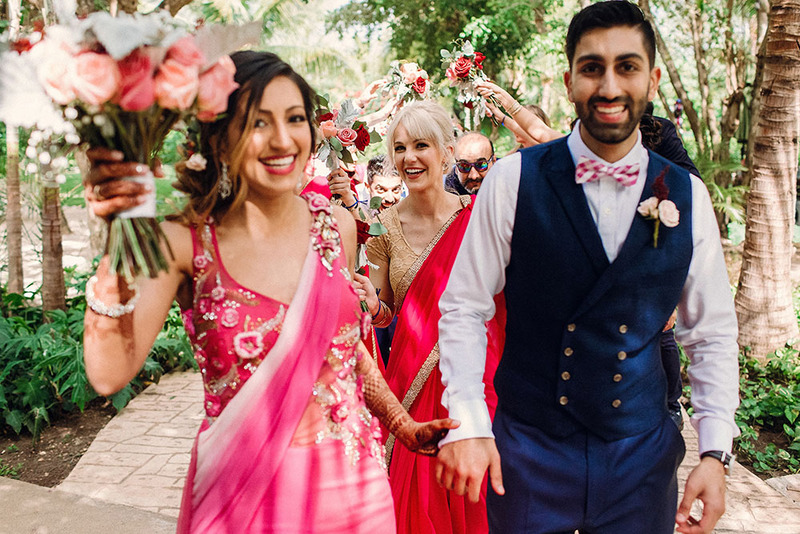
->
xmin=637 ymin=167 xmax=680 ymax=248
xmin=0 ymin=11 xmax=257 ymax=281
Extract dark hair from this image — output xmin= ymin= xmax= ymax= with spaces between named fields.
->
xmin=366 ymin=155 xmax=398 ymax=185
xmin=565 ymin=1 xmax=656 ymax=68
xmin=639 ymin=101 xmax=663 ymax=150
xmin=172 ymin=51 xmax=317 ymax=224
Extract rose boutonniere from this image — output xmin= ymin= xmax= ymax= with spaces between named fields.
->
xmin=637 ymin=167 xmax=679 ymax=248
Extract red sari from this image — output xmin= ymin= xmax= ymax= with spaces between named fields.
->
xmin=383 ymin=199 xmax=505 ymax=534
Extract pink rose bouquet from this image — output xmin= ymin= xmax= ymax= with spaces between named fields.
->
xmin=440 ymin=40 xmax=497 ymax=129
xmin=381 ymin=60 xmax=431 ymax=104
xmin=0 ymin=11 xmax=259 ymax=281
xmin=314 ymin=96 xmax=380 ymax=171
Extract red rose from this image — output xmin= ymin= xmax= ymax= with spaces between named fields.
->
xmin=11 ymin=38 xmax=33 ymax=54
xmin=474 ymin=52 xmax=486 ymax=70
xmin=412 ymin=76 xmax=428 ymax=95
xmin=355 ymin=219 xmax=370 ymax=245
xmin=453 ymin=56 xmax=473 ymax=78
xmin=354 ymin=125 xmax=370 ymax=151
xmin=116 ymin=49 xmax=155 ymax=112
xmin=317 ymin=110 xmax=339 ymax=122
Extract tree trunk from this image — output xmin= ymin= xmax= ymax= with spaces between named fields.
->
xmin=5 ymin=127 xmax=24 ymax=294
xmin=41 ymin=175 xmax=66 ymax=314
xmin=735 ymin=0 xmax=800 ymax=360
xmin=5 ymin=0 xmax=23 ymax=295
xmin=639 ymin=0 xmax=706 ymax=154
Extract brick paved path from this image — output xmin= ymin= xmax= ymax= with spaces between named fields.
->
xmin=58 ymin=371 xmax=800 ymax=532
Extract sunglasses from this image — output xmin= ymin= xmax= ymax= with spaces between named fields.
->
xmin=455 ymin=158 xmax=492 ymax=174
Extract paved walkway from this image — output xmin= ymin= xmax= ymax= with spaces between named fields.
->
xmin=11 ymin=370 xmax=800 ymax=532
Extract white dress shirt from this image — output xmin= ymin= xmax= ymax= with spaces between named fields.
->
xmin=438 ymin=123 xmax=740 ymax=454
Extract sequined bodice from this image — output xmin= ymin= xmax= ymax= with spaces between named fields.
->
xmin=181 ymin=193 xmax=384 ymax=467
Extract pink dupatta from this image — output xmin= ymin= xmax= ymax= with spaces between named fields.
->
xmin=177 ymin=229 xmax=345 ymax=532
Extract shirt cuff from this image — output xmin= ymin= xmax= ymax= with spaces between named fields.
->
xmin=439 ymin=399 xmax=494 ymax=446
xmin=692 ymin=414 xmax=736 ymax=455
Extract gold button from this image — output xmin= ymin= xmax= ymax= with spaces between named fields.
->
xmin=612 ymin=399 xmax=622 ymax=408
xmin=567 ymin=323 xmax=576 ymax=332
xmin=561 ymin=371 xmax=571 ymax=381
xmin=559 ymin=396 xmax=569 ymax=405
xmin=617 ymin=351 xmax=627 ymax=361
xmin=619 ymin=324 xmax=628 ymax=334
xmin=564 ymin=347 xmax=574 ymax=356
xmin=613 ymin=374 xmax=622 ymax=382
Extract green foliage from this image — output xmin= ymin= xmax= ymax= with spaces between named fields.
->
xmin=327 ymin=0 xmax=544 ymax=81
xmin=0 ymin=270 xmax=195 ymax=442
xmin=735 ymin=347 xmax=800 ymax=474
xmin=0 ymin=457 xmax=22 ymax=479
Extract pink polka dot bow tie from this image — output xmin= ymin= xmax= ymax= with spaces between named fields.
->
xmin=575 ymin=155 xmax=640 ymax=187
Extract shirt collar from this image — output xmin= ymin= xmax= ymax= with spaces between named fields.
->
xmin=567 ymin=120 xmax=645 ymax=170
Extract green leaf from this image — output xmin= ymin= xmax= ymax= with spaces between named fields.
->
xmin=368 ymin=222 xmax=388 ymax=236
xmin=369 ymin=131 xmax=382 ymax=143
xmin=109 ymin=385 xmax=135 ymax=412
xmin=5 ymin=410 xmax=23 ymax=435
xmin=330 ymin=137 xmax=343 ymax=152
xmin=369 ymin=196 xmax=382 ymax=210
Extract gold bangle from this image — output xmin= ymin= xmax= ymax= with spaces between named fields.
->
xmin=507 ymin=101 xmax=523 ymax=116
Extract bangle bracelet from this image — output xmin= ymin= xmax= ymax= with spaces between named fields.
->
xmin=344 ymin=199 xmax=359 ymax=210
xmin=86 ymin=275 xmax=140 ymax=318
xmin=507 ymin=101 xmax=523 ymax=116
xmin=500 ymin=116 xmax=505 ymax=127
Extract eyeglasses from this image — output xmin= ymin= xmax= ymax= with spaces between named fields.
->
xmin=455 ymin=158 xmax=493 ymax=174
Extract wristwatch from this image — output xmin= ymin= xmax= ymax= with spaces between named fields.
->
xmin=700 ymin=450 xmax=735 ymax=476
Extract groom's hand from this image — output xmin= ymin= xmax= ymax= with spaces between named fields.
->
xmin=675 ymin=457 xmax=726 ymax=533
xmin=435 ymin=438 xmax=504 ymax=503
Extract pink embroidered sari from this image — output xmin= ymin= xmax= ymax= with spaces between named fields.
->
xmin=383 ymin=199 xmax=505 ymax=534
xmin=177 ymin=193 xmax=394 ymax=533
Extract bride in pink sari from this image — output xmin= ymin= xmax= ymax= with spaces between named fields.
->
xmin=361 ymin=102 xmax=505 ymax=534
xmin=82 ymin=51 xmax=455 ymax=533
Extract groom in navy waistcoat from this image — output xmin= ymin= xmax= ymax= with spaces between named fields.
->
xmin=435 ymin=2 xmax=739 ymax=533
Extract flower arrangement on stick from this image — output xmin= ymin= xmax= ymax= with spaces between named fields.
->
xmin=0 ymin=11 xmax=258 ymax=282
xmin=382 ymin=61 xmax=431 ymax=103
xmin=315 ymin=96 xmax=381 ymax=171
xmin=440 ymin=39 xmax=497 ymax=129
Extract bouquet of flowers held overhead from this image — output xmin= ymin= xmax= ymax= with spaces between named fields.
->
xmin=0 ymin=10 xmax=258 ymax=282
xmin=382 ymin=60 xmax=431 ymax=103
xmin=315 ymin=96 xmax=381 ymax=171
xmin=441 ymin=39 xmax=497 ymax=129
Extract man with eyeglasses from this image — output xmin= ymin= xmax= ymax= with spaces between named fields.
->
xmin=445 ymin=132 xmax=496 ymax=195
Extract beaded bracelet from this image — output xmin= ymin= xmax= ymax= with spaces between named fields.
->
xmin=86 ymin=275 xmax=140 ymax=318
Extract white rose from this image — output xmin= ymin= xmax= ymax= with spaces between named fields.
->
xmin=658 ymin=200 xmax=680 ymax=227
xmin=637 ymin=196 xmax=659 ymax=218
xmin=400 ymin=62 xmax=420 ymax=84
xmin=186 ymin=153 xmax=207 ymax=171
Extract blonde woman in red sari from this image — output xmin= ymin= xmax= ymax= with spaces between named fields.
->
xmin=362 ymin=101 xmax=505 ymax=534
xmin=82 ymin=51 xmax=456 ymax=533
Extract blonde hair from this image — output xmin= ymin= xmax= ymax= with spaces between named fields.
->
xmin=386 ymin=101 xmax=456 ymax=170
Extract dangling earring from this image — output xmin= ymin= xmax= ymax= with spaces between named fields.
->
xmin=219 ymin=162 xmax=232 ymax=199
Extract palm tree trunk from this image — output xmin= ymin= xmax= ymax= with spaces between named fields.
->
xmin=735 ymin=0 xmax=800 ymax=360
xmin=5 ymin=126 xmax=24 ymax=294
xmin=41 ymin=175 xmax=66 ymax=314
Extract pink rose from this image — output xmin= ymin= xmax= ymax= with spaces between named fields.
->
xmin=360 ymin=312 xmax=372 ymax=341
xmin=197 ymin=55 xmax=238 ymax=122
xmin=117 ymin=49 xmax=156 ymax=112
xmin=445 ymin=68 xmax=456 ymax=82
xmin=233 ymin=331 xmax=264 ymax=359
xmin=155 ymin=58 xmax=200 ymax=111
xmin=637 ymin=196 xmax=659 ymax=218
xmin=220 ymin=307 xmax=240 ymax=328
xmin=193 ymin=254 xmax=210 ymax=270
xmin=337 ymin=127 xmax=358 ymax=147
xmin=210 ymin=286 xmax=226 ymax=302
xmin=319 ymin=120 xmax=338 ymax=139
xmin=308 ymin=192 xmax=333 ymax=213
xmin=399 ymin=62 xmax=420 ymax=84
xmin=72 ymin=52 xmax=120 ymax=106
xmin=39 ymin=52 xmax=76 ymax=105
xmin=166 ymin=36 xmax=205 ymax=68
xmin=658 ymin=200 xmax=680 ymax=227
xmin=330 ymin=401 xmax=350 ymax=424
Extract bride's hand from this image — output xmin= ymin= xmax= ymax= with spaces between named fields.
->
xmin=84 ymin=147 xmax=160 ymax=221
xmin=395 ymin=417 xmax=461 ymax=456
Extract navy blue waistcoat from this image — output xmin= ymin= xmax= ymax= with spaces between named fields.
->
xmin=495 ymin=137 xmax=693 ymax=441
